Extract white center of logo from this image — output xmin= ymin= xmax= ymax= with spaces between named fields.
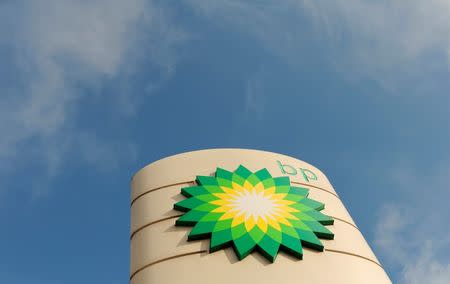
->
xmin=230 ymin=190 xmax=278 ymax=221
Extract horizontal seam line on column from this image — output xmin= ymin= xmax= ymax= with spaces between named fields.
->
xmin=325 ymin=249 xmax=382 ymax=267
xmin=131 ymin=180 xmax=339 ymax=207
xmin=130 ymin=250 xmax=207 ymax=281
xmin=130 ymin=248 xmax=381 ymax=280
xmin=131 ymin=181 xmax=193 ymax=207
xmin=291 ymin=181 xmax=340 ymax=199
xmin=331 ymin=216 xmax=359 ymax=230
xmin=129 ymin=215 xmax=358 ymax=242
xmin=130 ymin=215 xmax=182 ymax=240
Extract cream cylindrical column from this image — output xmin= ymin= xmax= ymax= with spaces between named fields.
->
xmin=130 ymin=149 xmax=391 ymax=284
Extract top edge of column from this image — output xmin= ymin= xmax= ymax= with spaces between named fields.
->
xmin=130 ymin=149 xmax=336 ymax=198
xmin=133 ymin=148 xmax=328 ymax=178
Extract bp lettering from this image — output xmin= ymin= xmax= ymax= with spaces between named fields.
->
xmin=277 ymin=160 xmax=318 ymax=182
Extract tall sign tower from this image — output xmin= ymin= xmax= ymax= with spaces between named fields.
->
xmin=130 ymin=149 xmax=391 ymax=283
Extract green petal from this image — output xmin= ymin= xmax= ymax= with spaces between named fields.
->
xmin=291 ymin=211 xmax=316 ymax=222
xmin=280 ymin=223 xmax=299 ymax=239
xmin=281 ymin=233 xmax=303 ymax=259
xmin=266 ymin=226 xmax=282 ymax=243
xmin=213 ymin=219 xmax=233 ymax=232
xmin=181 ymin=186 xmax=210 ymax=197
xmin=304 ymin=210 xmax=334 ymax=225
xmin=216 ymin=177 xmax=232 ymax=188
xmin=196 ymin=176 xmax=219 ymax=186
xmin=273 ymin=177 xmax=290 ymax=193
xmin=210 ymin=229 xmax=233 ymax=252
xmin=288 ymin=186 xmax=309 ymax=197
xmin=246 ymin=173 xmax=261 ymax=186
xmin=175 ymin=210 xmax=207 ymax=226
xmin=174 ymin=198 xmax=204 ymax=211
xmin=297 ymin=229 xmax=324 ymax=251
xmin=258 ymin=235 xmax=280 ymax=262
xmin=204 ymin=185 xmax=225 ymax=193
xmin=233 ymin=234 xmax=256 ymax=260
xmin=290 ymin=202 xmax=315 ymax=212
xmin=215 ymin=168 xmax=233 ymax=180
xmin=303 ymin=221 xmax=334 ymax=240
xmin=254 ymin=168 xmax=272 ymax=182
xmin=199 ymin=212 xmax=223 ymax=222
xmin=262 ymin=179 xmax=275 ymax=188
xmin=299 ymin=198 xmax=325 ymax=211
xmin=235 ymin=165 xmax=253 ymax=181
xmin=231 ymin=223 xmax=247 ymax=239
xmin=284 ymin=193 xmax=306 ymax=203
xmin=188 ymin=221 xmax=216 ymax=240
xmin=289 ymin=218 xmax=312 ymax=231
xmin=193 ymin=203 xmax=219 ymax=212
xmin=195 ymin=194 xmax=219 ymax=202
xmin=249 ymin=226 xmax=265 ymax=243
xmin=231 ymin=173 xmax=245 ymax=186
xmin=273 ymin=176 xmax=290 ymax=186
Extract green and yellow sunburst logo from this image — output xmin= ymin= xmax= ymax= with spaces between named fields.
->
xmin=174 ymin=165 xmax=334 ymax=262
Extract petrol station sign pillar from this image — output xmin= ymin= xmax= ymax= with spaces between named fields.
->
xmin=130 ymin=149 xmax=391 ymax=283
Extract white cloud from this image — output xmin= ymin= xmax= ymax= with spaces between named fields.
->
xmin=375 ymin=163 xmax=450 ymax=283
xmin=302 ymin=0 xmax=450 ymax=91
xmin=0 ymin=0 xmax=187 ymax=190
xmin=185 ymin=0 xmax=450 ymax=93
xmin=1 ymin=0 xmax=447 ymax=195
xmin=402 ymin=243 xmax=450 ymax=284
xmin=244 ymin=69 xmax=269 ymax=119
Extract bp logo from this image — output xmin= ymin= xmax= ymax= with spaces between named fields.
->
xmin=174 ymin=165 xmax=334 ymax=262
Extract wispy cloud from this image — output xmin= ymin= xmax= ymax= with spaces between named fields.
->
xmin=0 ymin=0 xmax=187 ymax=192
xmin=244 ymin=69 xmax=269 ymax=119
xmin=375 ymin=162 xmax=450 ymax=283
xmin=402 ymin=242 xmax=450 ymax=284
xmin=185 ymin=0 xmax=450 ymax=93
xmin=302 ymin=0 xmax=450 ymax=92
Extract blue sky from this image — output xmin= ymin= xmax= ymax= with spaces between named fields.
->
xmin=1 ymin=1 xmax=449 ymax=283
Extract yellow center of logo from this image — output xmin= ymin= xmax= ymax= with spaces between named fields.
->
xmin=210 ymin=181 xmax=298 ymax=233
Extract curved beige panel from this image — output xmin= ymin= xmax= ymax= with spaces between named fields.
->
xmin=130 ymin=183 xmax=192 ymax=234
xmin=130 ymin=218 xmax=377 ymax=276
xmin=130 ymin=183 xmax=355 ymax=236
xmin=131 ymin=149 xmax=338 ymax=201
xmin=130 ymin=149 xmax=391 ymax=284
xmin=131 ymin=249 xmax=390 ymax=284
